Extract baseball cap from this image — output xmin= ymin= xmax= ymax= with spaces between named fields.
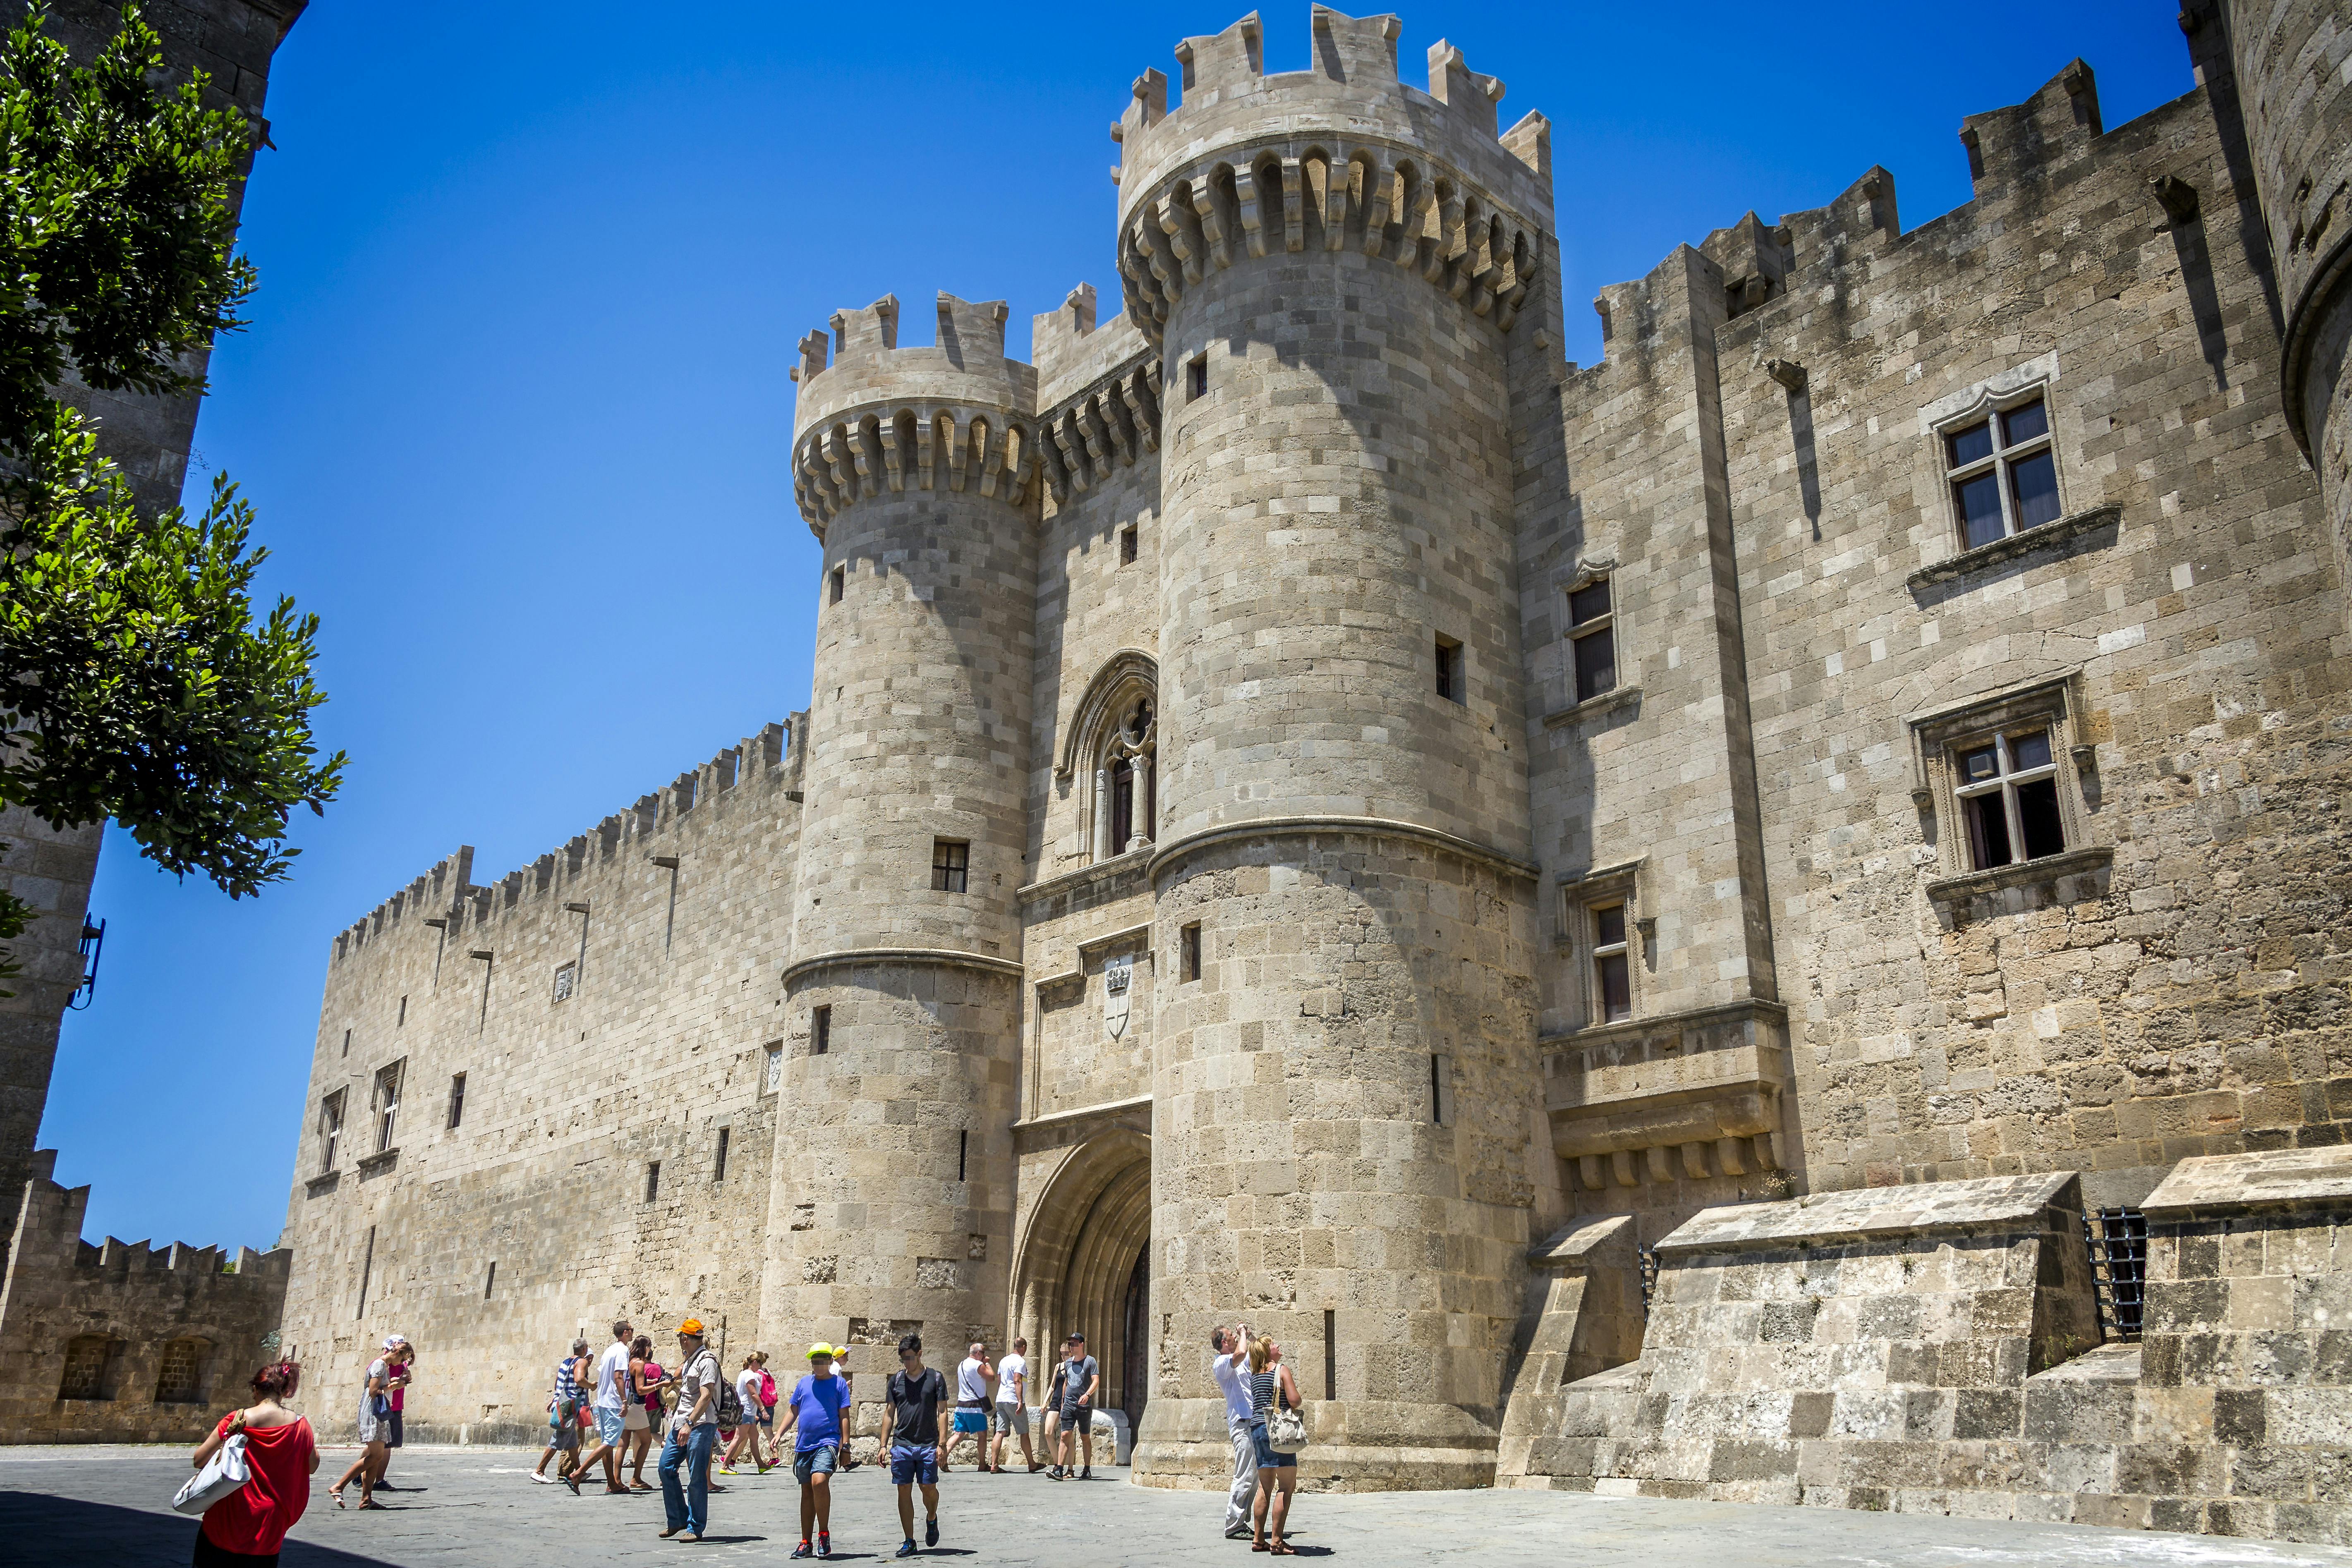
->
xmin=807 ymin=1342 xmax=838 ymax=1360
xmin=678 ymin=1318 xmax=704 ymax=1336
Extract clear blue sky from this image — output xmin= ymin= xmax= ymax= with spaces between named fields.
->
xmin=41 ymin=1 xmax=2192 ymax=1251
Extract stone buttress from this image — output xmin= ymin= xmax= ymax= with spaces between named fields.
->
xmin=766 ymin=294 xmax=1042 ymax=1363
xmin=1120 ymin=8 xmax=1555 ymax=1489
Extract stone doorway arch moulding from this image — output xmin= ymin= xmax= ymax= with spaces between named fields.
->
xmin=1009 ymin=1128 xmax=1152 ymax=1440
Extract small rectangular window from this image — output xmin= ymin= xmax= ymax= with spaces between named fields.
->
xmin=1942 ymin=394 xmax=2058 ymax=550
xmin=373 ymin=1063 xmax=403 ymax=1153
xmin=1955 ymin=727 xmax=2067 ymax=870
xmin=1187 ymin=354 xmax=1208 ymax=401
xmin=1120 ymin=524 xmax=1139 ymax=565
xmin=713 ymin=1127 xmax=731 ymax=1183
xmin=319 ymin=1091 xmax=345 ymax=1175
xmin=829 ymin=564 xmax=845 ymax=604
xmin=553 ymin=962 xmax=575 ymax=1003
xmin=1435 ymin=634 xmax=1463 ymax=704
xmin=764 ymin=1043 xmax=784 ymax=1093
xmin=1569 ymin=578 xmax=1617 ymax=702
xmin=1181 ymin=922 xmax=1202 ymax=983
xmin=813 ymin=1005 xmax=832 ymax=1055
xmin=446 ymin=1072 xmax=466 ymax=1130
xmin=645 ymin=1161 xmax=661 ymax=1202
xmin=1592 ymin=904 xmax=1632 ymax=1024
xmin=932 ymin=838 xmax=970 ymax=893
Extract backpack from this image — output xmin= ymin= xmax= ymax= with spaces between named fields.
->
xmin=715 ymin=1363 xmax=744 ymax=1428
xmin=759 ymin=1369 xmax=777 ymax=1408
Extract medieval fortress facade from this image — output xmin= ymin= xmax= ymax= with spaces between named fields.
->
xmin=266 ymin=1 xmax=2352 ymax=1543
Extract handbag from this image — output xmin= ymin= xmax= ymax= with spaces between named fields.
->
xmin=171 ymin=1430 xmax=249 ymax=1515
xmin=1267 ymin=1386 xmax=1308 ymax=1455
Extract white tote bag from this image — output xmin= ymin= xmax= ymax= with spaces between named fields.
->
xmin=171 ymin=1431 xmax=249 ymax=1515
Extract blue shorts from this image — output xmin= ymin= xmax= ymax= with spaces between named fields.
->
xmin=594 ymin=1406 xmax=626 ymax=1446
xmin=1250 ymin=1422 xmax=1294 ymax=1470
xmin=951 ymin=1408 xmax=987 ymax=1434
xmin=890 ymin=1442 xmax=939 ymax=1486
xmin=794 ymin=1444 xmax=839 ymax=1483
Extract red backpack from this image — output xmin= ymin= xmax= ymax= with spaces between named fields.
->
xmin=759 ymin=1368 xmax=777 ymax=1407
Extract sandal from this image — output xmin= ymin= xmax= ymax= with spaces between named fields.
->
xmin=1252 ymin=1539 xmax=1269 ymax=1553
xmin=358 ymin=1499 xmax=389 ymax=1511
xmin=1270 ymin=1542 xmax=1295 ymax=1556
xmin=329 ymin=1489 xmax=345 ymax=1509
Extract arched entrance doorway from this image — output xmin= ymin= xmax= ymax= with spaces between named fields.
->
xmin=1011 ymin=1130 xmax=1151 ymax=1441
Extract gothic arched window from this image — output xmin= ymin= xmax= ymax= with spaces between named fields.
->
xmin=1104 ymin=698 xmax=1156 ymax=858
xmin=1055 ymin=651 xmax=1160 ymax=867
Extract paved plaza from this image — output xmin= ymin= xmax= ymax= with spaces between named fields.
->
xmin=3 ymin=1444 xmax=2350 ymax=1568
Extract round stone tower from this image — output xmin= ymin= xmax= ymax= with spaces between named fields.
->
xmin=1119 ymin=8 xmax=1554 ymax=1489
xmin=766 ymin=292 xmax=1040 ymax=1368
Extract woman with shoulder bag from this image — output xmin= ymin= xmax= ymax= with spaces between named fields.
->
xmin=1246 ymin=1335 xmax=1303 ymax=1555
xmin=626 ymin=1335 xmax=660 ymax=1490
xmin=188 ymin=1359 xmax=317 ymax=1567
xmin=328 ymin=1337 xmax=407 ymax=1508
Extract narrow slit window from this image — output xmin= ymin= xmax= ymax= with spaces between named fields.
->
xmin=713 ymin=1126 xmax=730 ymax=1183
xmin=1435 ymin=635 xmax=1463 ymax=704
xmin=1120 ymin=524 xmax=1138 ymax=565
xmin=645 ymin=1161 xmax=661 ymax=1202
xmin=958 ymin=1129 xmax=969 ymax=1183
xmin=1187 ymin=354 xmax=1207 ymax=401
xmin=1429 ymin=1052 xmax=1450 ymax=1124
xmin=829 ymin=564 xmax=845 ymax=604
xmin=1955 ymin=727 xmax=2067 ymax=870
xmin=1181 ymin=922 xmax=1202 ymax=983
xmin=1942 ymin=395 xmax=2059 ymax=550
xmin=341 ymin=1028 xmax=350 ymax=1058
xmin=812 ymin=1005 xmax=832 ymax=1055
xmin=1324 ymin=1308 xmax=1337 ymax=1402
xmin=1592 ymin=904 xmax=1632 ymax=1024
xmin=397 ymin=996 xmax=406 ymax=1027
xmin=932 ymin=838 xmax=969 ymax=893
xmin=484 ymin=1260 xmax=497 ymax=1300
xmin=446 ymin=1072 xmax=466 ymax=1130
xmin=1569 ymin=579 xmax=1617 ymax=701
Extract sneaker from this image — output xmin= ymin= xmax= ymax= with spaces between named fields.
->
xmin=896 ymin=1540 xmax=918 ymax=1558
xmin=792 ymin=1544 xmax=813 ymax=1560
xmin=717 ymin=1467 xmax=738 ymax=1476
xmin=530 ymin=1471 xmax=554 ymax=1485
xmin=925 ymin=1518 xmax=939 ymax=1548
xmin=1226 ymin=1525 xmax=1253 ymax=1539
xmin=817 ymin=1533 xmax=833 ymax=1559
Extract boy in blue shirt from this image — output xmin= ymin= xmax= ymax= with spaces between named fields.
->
xmin=780 ymin=1343 xmax=850 ymax=1558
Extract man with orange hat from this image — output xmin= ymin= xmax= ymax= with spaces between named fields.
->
xmin=658 ymin=1319 xmax=722 ymax=1542
xmin=778 ymin=1343 xmax=850 ymax=1558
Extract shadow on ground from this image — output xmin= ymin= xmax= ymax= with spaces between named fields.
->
xmin=0 ymin=1490 xmax=400 ymax=1568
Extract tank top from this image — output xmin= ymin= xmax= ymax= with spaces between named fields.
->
xmin=556 ymin=1357 xmax=582 ymax=1404
xmin=1251 ymin=1369 xmax=1288 ymax=1420
xmin=641 ymin=1362 xmax=666 ymax=1410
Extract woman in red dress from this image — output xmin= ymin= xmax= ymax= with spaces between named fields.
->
xmin=189 ymin=1358 xmax=319 ymax=1566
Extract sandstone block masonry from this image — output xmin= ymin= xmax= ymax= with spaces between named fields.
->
xmin=275 ymin=0 xmax=2352 ymax=1540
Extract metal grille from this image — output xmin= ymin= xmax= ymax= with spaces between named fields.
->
xmin=2083 ymin=1207 xmax=2148 ymax=1340
xmin=1637 ymin=1244 xmax=1660 ymax=1316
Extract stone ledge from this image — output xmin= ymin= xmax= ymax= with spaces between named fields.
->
xmin=354 ymin=1149 xmax=398 ymax=1177
xmin=1923 ymin=844 xmax=2112 ymax=904
xmin=1540 ymin=684 xmax=1641 ymax=730
xmin=1655 ymin=1169 xmax=2079 ymax=1255
xmin=1904 ymin=503 xmax=2123 ymax=593
xmin=303 ymin=1171 xmax=340 ymax=1197
xmin=2141 ymin=1145 xmax=2352 ymax=1217
xmin=1017 ymin=845 xmax=1151 ymax=907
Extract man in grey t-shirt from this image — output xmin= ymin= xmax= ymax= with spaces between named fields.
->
xmin=1051 ymin=1333 xmax=1101 ymax=1480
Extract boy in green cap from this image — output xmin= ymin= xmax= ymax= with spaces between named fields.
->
xmin=779 ymin=1343 xmax=850 ymax=1558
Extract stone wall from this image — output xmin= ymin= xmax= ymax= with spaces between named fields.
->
xmin=0 ymin=1151 xmax=290 ymax=1442
xmin=1503 ymin=1149 xmax=2352 ymax=1546
xmin=275 ymin=725 xmax=802 ymax=1443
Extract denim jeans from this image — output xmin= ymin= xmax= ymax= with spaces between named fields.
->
xmin=659 ymin=1422 xmax=717 ymax=1534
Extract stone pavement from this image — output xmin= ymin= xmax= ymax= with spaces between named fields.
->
xmin=5 ymin=1443 xmax=2352 ymax=1568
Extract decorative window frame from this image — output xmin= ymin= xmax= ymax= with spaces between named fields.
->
xmin=1917 ymin=352 xmax=2065 ymax=552
xmin=1556 ymin=857 xmax=1647 ymax=1032
xmin=318 ymin=1088 xmax=346 ymax=1175
xmin=1055 ymin=649 xmax=1159 ymax=865
xmin=1907 ymin=669 xmax=2101 ymax=885
xmin=371 ymin=1059 xmax=405 ymax=1155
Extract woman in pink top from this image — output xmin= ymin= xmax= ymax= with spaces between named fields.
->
xmin=189 ymin=1359 xmax=318 ymax=1566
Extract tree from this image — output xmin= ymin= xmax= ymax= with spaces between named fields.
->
xmin=0 ymin=5 xmax=342 ymax=987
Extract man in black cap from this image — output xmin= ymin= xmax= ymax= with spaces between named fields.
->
xmin=1050 ymin=1333 xmax=1100 ymax=1480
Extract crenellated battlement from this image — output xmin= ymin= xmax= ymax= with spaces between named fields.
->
xmin=329 ymin=720 xmax=796 ymax=964
xmin=790 ymin=292 xmax=1042 ymax=534
xmin=1111 ymin=7 xmax=1552 ymax=343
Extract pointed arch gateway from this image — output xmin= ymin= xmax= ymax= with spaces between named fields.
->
xmin=1010 ymin=1128 xmax=1152 ymax=1440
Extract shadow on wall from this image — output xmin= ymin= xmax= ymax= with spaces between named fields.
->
xmin=0 ymin=1492 xmax=400 ymax=1568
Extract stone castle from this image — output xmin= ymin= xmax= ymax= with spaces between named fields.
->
xmin=267 ymin=0 xmax=2352 ymax=1543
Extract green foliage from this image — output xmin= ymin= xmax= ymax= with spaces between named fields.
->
xmin=0 ymin=5 xmax=343 ymax=992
